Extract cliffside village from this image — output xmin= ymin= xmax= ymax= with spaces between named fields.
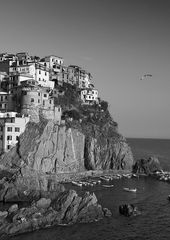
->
xmin=0 ymin=52 xmax=99 ymax=154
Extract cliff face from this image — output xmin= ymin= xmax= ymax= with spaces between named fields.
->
xmin=0 ymin=119 xmax=134 ymax=173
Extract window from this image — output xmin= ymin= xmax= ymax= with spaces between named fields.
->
xmin=11 ymin=118 xmax=15 ymax=123
xmin=38 ymin=93 xmax=40 ymax=96
xmin=39 ymin=78 xmax=41 ymax=81
xmin=0 ymin=126 xmax=3 ymax=131
xmin=15 ymin=127 xmax=20 ymax=132
xmin=7 ymin=135 xmax=12 ymax=140
xmin=31 ymin=98 xmax=34 ymax=103
xmin=7 ymin=127 xmax=12 ymax=132
xmin=39 ymin=70 xmax=41 ymax=74
xmin=43 ymin=100 xmax=45 ymax=106
xmin=7 ymin=145 xmax=11 ymax=150
xmin=44 ymin=94 xmax=47 ymax=98
xmin=16 ymin=136 xmax=19 ymax=141
xmin=0 ymin=135 xmax=3 ymax=140
xmin=49 ymin=100 xmax=51 ymax=104
xmin=45 ymin=72 xmax=47 ymax=76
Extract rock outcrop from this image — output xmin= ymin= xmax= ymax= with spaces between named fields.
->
xmin=0 ymin=119 xmax=134 ymax=174
xmin=133 ymin=156 xmax=162 ymax=175
xmin=119 ymin=204 xmax=141 ymax=217
xmin=0 ymin=190 xmax=110 ymax=237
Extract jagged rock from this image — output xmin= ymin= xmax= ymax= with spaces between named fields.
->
xmin=119 ymin=204 xmax=141 ymax=217
xmin=133 ymin=156 xmax=162 ymax=175
xmin=0 ymin=189 xmax=109 ymax=237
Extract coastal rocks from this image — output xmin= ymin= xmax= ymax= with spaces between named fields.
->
xmin=119 ymin=204 xmax=141 ymax=217
xmin=8 ymin=204 xmax=18 ymax=214
xmin=0 ymin=170 xmax=65 ymax=203
xmin=0 ymin=190 xmax=110 ymax=237
xmin=133 ymin=156 xmax=162 ymax=175
xmin=0 ymin=119 xmax=134 ymax=175
xmin=103 ymin=208 xmax=112 ymax=217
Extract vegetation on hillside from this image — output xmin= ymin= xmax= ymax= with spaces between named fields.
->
xmin=53 ymin=82 xmax=119 ymax=140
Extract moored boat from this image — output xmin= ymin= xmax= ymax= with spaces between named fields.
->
xmin=102 ymin=184 xmax=114 ymax=188
xmin=123 ymin=187 xmax=137 ymax=193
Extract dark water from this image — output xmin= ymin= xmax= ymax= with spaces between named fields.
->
xmin=5 ymin=139 xmax=170 ymax=239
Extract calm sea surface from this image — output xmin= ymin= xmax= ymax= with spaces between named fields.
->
xmin=4 ymin=138 xmax=170 ymax=240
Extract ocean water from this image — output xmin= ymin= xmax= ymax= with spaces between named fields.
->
xmin=4 ymin=138 xmax=170 ymax=240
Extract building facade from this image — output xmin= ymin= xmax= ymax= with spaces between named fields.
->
xmin=0 ymin=112 xmax=29 ymax=153
xmin=81 ymin=89 xmax=98 ymax=104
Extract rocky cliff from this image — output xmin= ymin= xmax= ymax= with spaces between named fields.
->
xmin=0 ymin=116 xmax=134 ymax=174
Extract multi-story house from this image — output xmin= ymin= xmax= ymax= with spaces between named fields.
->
xmin=67 ymin=65 xmax=92 ymax=88
xmin=16 ymin=52 xmax=32 ymax=65
xmin=0 ymin=72 xmax=8 ymax=90
xmin=9 ymin=62 xmax=54 ymax=89
xmin=0 ymin=112 xmax=29 ymax=153
xmin=0 ymin=54 xmax=17 ymax=74
xmin=43 ymin=55 xmax=64 ymax=69
xmin=81 ymin=89 xmax=98 ymax=104
xmin=0 ymin=91 xmax=14 ymax=112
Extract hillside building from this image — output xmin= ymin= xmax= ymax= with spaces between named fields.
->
xmin=67 ymin=65 xmax=92 ymax=88
xmin=0 ymin=112 xmax=29 ymax=153
xmin=0 ymin=91 xmax=14 ymax=112
xmin=81 ymin=89 xmax=98 ymax=104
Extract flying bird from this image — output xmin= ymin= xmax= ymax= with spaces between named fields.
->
xmin=140 ymin=74 xmax=152 ymax=80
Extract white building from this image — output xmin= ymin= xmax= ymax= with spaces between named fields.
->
xmin=9 ymin=63 xmax=54 ymax=89
xmin=0 ymin=112 xmax=30 ymax=153
xmin=44 ymin=55 xmax=64 ymax=70
xmin=81 ymin=89 xmax=98 ymax=104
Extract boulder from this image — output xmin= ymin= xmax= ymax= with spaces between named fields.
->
xmin=36 ymin=198 xmax=51 ymax=209
xmin=103 ymin=208 xmax=112 ymax=217
xmin=8 ymin=204 xmax=18 ymax=214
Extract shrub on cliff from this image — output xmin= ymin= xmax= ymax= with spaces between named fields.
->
xmin=100 ymin=100 xmax=108 ymax=111
xmin=54 ymin=83 xmax=80 ymax=110
xmin=63 ymin=109 xmax=81 ymax=120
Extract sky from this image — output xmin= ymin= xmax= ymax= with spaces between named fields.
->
xmin=0 ymin=0 xmax=170 ymax=138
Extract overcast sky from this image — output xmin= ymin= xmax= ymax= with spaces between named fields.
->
xmin=0 ymin=0 xmax=170 ymax=138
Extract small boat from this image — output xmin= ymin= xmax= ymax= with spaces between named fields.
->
xmin=122 ymin=174 xmax=131 ymax=179
xmin=102 ymin=184 xmax=114 ymax=188
xmin=71 ymin=181 xmax=83 ymax=187
xmin=123 ymin=187 xmax=137 ymax=193
xmin=99 ymin=176 xmax=110 ymax=182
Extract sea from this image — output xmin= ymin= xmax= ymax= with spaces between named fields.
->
xmin=4 ymin=138 xmax=170 ymax=240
